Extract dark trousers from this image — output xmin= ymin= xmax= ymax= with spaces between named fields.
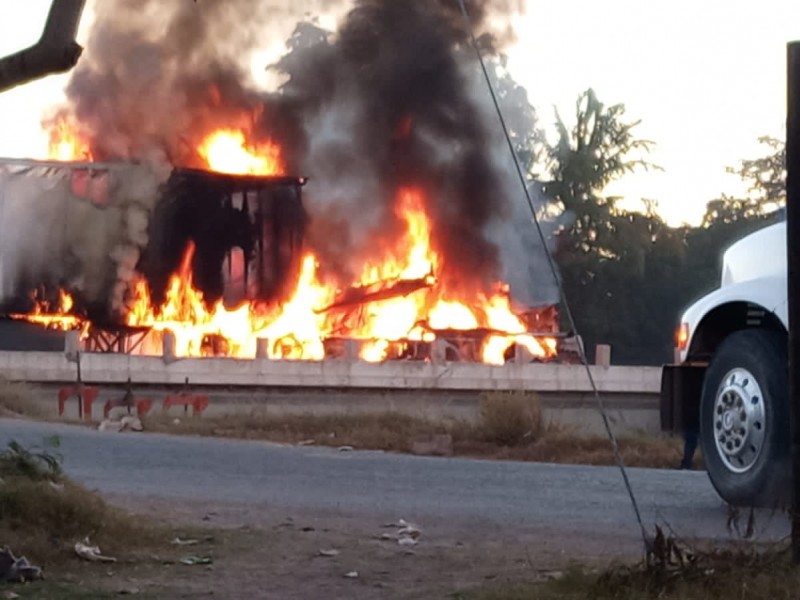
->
xmin=680 ymin=430 xmax=699 ymax=469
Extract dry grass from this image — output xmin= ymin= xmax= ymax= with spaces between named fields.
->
xmin=0 ymin=438 xmax=158 ymax=566
xmin=0 ymin=381 xmax=690 ymax=469
xmin=0 ymin=377 xmax=43 ymax=418
xmin=146 ymin=410 xmax=446 ymax=452
xmin=455 ymin=430 xmax=690 ymax=469
xmin=478 ymin=391 xmax=545 ymax=446
xmin=460 ymin=543 xmax=800 ymax=600
xmin=143 ymin=390 xmax=689 ymax=469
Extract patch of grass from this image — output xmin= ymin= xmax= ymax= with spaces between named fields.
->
xmin=2 ymin=581 xmax=137 ymax=599
xmin=456 ymin=429 xmax=690 ymax=469
xmin=0 ymin=378 xmax=42 ymax=418
xmin=0 ymin=437 xmax=62 ymax=481
xmin=477 ymin=391 xmax=545 ymax=446
xmin=0 ymin=438 xmax=158 ymax=567
xmin=456 ymin=566 xmax=594 ymax=600
xmin=147 ymin=410 xmax=446 ymax=453
xmin=459 ymin=544 xmax=799 ymax=600
xmin=143 ymin=406 xmax=687 ymax=469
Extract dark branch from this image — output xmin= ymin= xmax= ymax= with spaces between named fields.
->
xmin=0 ymin=0 xmax=86 ymax=94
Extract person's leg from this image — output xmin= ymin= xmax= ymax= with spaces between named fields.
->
xmin=680 ymin=430 xmax=699 ymax=469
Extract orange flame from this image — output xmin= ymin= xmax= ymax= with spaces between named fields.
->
xmin=126 ymin=243 xmax=335 ymax=360
xmin=10 ymin=289 xmax=88 ymax=335
xmin=198 ymin=129 xmax=284 ymax=175
xmin=123 ymin=186 xmax=557 ymax=365
xmin=47 ymin=116 xmax=92 ymax=162
xmin=31 ymin=116 xmax=557 ymax=365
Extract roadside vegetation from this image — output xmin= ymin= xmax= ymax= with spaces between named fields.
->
xmin=0 ymin=377 xmax=44 ymax=418
xmin=145 ymin=391 xmax=698 ymax=469
xmin=460 ymin=540 xmax=797 ymax=600
xmin=0 ymin=437 xmax=226 ymax=599
xmin=0 ymin=436 xmax=156 ymax=565
xmin=0 ymin=381 xmax=698 ymax=469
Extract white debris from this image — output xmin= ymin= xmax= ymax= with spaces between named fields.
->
xmin=97 ymin=419 xmax=122 ymax=432
xmin=318 ymin=549 xmax=340 ymax=557
xmin=120 ymin=415 xmax=144 ymax=431
xmin=171 ymin=537 xmax=199 ymax=546
xmin=382 ymin=518 xmax=422 ymax=546
xmin=343 ymin=571 xmax=359 ymax=579
xmin=398 ymin=536 xmax=417 ymax=547
xmin=97 ymin=416 xmax=143 ymax=433
xmin=74 ymin=539 xmax=117 ymax=563
xmin=397 ymin=519 xmax=421 ymax=545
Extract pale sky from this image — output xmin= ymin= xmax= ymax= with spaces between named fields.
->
xmin=0 ymin=0 xmax=798 ymax=225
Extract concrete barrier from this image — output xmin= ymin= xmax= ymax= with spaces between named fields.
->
xmin=0 ymin=350 xmax=661 ymax=393
xmin=0 ymin=351 xmax=665 ymax=434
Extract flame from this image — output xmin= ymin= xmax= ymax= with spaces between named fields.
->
xmin=251 ymin=255 xmax=335 ymax=359
xmin=47 ymin=116 xmax=92 ymax=162
xmin=121 ymin=185 xmax=558 ymax=365
xmin=30 ymin=112 xmax=557 ymax=364
xmin=198 ymin=129 xmax=284 ymax=175
xmin=10 ymin=289 xmax=88 ymax=334
xmin=352 ymin=189 xmax=437 ymax=361
xmin=480 ymin=294 xmax=554 ymax=365
xmin=126 ymin=243 xmax=334 ymax=360
xmin=428 ymin=300 xmax=479 ymax=330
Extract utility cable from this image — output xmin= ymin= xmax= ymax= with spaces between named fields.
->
xmin=456 ymin=0 xmax=650 ymax=550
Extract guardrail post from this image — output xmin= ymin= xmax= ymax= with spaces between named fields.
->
xmin=162 ymin=331 xmax=176 ymax=363
xmin=431 ymin=338 xmax=447 ymax=364
xmin=595 ymin=344 xmax=611 ymax=368
xmin=256 ymin=338 xmax=269 ymax=359
xmin=343 ymin=339 xmax=359 ymax=361
xmin=64 ymin=330 xmax=80 ymax=362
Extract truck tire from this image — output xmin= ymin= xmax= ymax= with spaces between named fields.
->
xmin=699 ymin=328 xmax=789 ymax=507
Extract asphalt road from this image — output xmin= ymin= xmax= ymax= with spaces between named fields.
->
xmin=0 ymin=418 xmax=788 ymax=552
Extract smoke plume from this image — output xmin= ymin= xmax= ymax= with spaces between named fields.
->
xmin=0 ymin=160 xmax=169 ymax=318
xmin=39 ymin=0 xmax=560 ymax=311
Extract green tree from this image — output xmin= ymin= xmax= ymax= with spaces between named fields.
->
xmin=541 ymin=89 xmax=677 ymax=364
xmin=687 ymin=137 xmax=786 ymax=302
xmin=701 ymin=137 xmax=785 ymax=226
xmin=543 ymin=89 xmax=656 ymax=259
xmin=542 ymin=100 xmax=786 ymax=365
xmin=729 ymin=136 xmax=785 ymax=211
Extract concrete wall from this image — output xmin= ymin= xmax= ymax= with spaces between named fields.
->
xmin=0 ymin=350 xmax=661 ymax=393
xmin=0 ymin=351 xmax=664 ymax=434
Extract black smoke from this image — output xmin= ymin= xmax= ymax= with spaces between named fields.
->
xmin=47 ymin=0 xmax=544 ymax=304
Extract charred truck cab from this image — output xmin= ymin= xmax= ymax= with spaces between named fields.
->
xmin=661 ymin=216 xmax=789 ymax=506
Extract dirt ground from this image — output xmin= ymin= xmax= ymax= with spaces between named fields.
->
xmin=48 ymin=493 xmax=629 ymax=600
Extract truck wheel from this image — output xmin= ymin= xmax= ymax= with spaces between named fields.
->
xmin=699 ymin=328 xmax=789 ymax=507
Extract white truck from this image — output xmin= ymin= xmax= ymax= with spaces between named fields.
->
xmin=661 ymin=214 xmax=789 ymax=506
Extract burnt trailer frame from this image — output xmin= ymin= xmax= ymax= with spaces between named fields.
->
xmin=139 ymin=167 xmax=307 ymax=312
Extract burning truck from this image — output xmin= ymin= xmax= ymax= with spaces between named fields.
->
xmin=0 ymin=155 xmax=561 ymax=365
xmin=0 ymin=0 xmax=569 ymax=365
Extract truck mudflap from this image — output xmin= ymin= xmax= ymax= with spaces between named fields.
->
xmin=660 ymin=364 xmax=706 ymax=434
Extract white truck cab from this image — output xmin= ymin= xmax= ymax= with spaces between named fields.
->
xmin=661 ymin=216 xmax=789 ymax=506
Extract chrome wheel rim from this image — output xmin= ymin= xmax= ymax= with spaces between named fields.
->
xmin=713 ymin=368 xmax=766 ymax=473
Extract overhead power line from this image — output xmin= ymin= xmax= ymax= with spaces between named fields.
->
xmin=456 ymin=0 xmax=649 ymax=551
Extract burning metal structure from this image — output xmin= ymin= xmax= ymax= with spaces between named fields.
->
xmin=1 ymin=1 xmax=568 ymax=365
xmin=0 ymin=156 xmax=560 ymax=365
